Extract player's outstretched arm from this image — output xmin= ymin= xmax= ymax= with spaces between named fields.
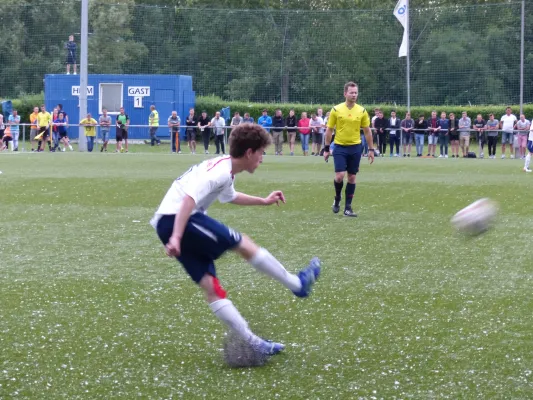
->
xmin=166 ymin=195 xmax=196 ymax=258
xmin=231 ymin=191 xmax=286 ymax=206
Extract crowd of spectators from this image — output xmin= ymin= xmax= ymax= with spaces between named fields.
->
xmin=370 ymin=106 xmax=528 ymax=159
xmin=1 ymin=105 xmax=530 ymax=159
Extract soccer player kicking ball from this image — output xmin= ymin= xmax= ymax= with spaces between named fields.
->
xmin=323 ymin=82 xmax=375 ymax=216
xmin=150 ymin=123 xmax=321 ymax=359
xmin=523 ymin=126 xmax=533 ymax=172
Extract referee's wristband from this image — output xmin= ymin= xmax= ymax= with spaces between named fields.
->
xmin=324 ymin=145 xmax=330 ymax=153
xmin=368 ymin=148 xmax=375 ymax=152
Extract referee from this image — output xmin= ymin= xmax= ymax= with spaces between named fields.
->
xmin=323 ymin=82 xmax=374 ymax=217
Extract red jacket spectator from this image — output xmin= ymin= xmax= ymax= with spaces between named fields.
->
xmin=298 ymin=116 xmax=311 ymax=135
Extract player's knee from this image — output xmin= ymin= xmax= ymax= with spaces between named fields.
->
xmin=233 ymin=234 xmax=259 ymax=261
xmin=335 ymin=172 xmax=345 ymax=182
xmin=347 ymin=174 xmax=357 ymax=184
xmin=199 ymin=274 xmax=227 ymax=302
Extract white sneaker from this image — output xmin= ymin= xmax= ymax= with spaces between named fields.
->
xmin=205 ymin=150 xmax=209 ymax=154
xmin=445 ymin=155 xmax=448 ymax=158
xmin=480 ymin=152 xmax=484 ymax=158
xmin=73 ymin=72 xmax=77 ymax=75
xmin=178 ymin=151 xmax=182 ymax=154
xmin=66 ymin=72 xmax=70 ymax=75
xmin=501 ymin=155 xmax=505 ymax=159
xmin=523 ymin=167 xmax=532 ymax=172
xmin=511 ymin=154 xmax=514 ymax=159
xmin=438 ymin=155 xmax=443 ymax=158
xmin=62 ymin=148 xmax=66 ymax=152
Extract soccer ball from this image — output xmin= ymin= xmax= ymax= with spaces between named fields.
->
xmin=451 ymin=198 xmax=498 ymax=235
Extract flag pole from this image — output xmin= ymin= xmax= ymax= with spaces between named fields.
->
xmin=406 ymin=0 xmax=410 ymax=112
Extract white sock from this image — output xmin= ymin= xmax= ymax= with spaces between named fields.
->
xmin=249 ymin=248 xmax=302 ymax=292
xmin=526 ymin=153 xmax=531 ymax=169
xmin=209 ymin=299 xmax=260 ymax=345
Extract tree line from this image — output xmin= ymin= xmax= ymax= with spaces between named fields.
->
xmin=0 ymin=0 xmax=530 ymax=106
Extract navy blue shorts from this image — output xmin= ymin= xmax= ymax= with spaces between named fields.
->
xmin=156 ymin=213 xmax=242 ymax=283
xmin=528 ymin=140 xmax=533 ymax=154
xmin=333 ymin=143 xmax=363 ymax=174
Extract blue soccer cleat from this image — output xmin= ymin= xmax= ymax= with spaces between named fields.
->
xmin=292 ymin=257 xmax=321 ymax=298
xmin=256 ymin=339 xmax=285 ymax=355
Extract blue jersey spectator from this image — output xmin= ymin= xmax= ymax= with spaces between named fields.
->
xmin=257 ymin=109 xmax=272 ymax=132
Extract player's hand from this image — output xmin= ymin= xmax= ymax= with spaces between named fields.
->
xmin=323 ymin=151 xmax=330 ymax=162
xmin=165 ymin=235 xmax=181 ymax=257
xmin=368 ymin=151 xmax=375 ymax=164
xmin=265 ymin=191 xmax=286 ymax=206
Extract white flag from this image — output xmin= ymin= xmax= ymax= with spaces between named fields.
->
xmin=394 ymin=0 xmax=408 ymax=57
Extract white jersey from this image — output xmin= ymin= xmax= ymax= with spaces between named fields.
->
xmin=150 ymin=156 xmax=237 ymax=227
xmin=500 ymin=114 xmax=517 ymax=133
xmin=529 ymin=125 xmax=533 ymax=142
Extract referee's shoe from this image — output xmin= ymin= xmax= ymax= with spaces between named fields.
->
xmin=343 ymin=207 xmax=357 ymax=217
xmin=332 ymin=197 xmax=341 ymax=214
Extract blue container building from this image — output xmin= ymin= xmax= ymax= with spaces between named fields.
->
xmin=44 ymin=74 xmax=195 ymax=140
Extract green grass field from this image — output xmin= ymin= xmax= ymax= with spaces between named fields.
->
xmin=1 ymin=143 xmax=533 ymax=399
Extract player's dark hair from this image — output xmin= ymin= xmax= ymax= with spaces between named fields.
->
xmin=229 ymin=123 xmax=272 ymax=158
xmin=344 ymin=81 xmax=358 ymax=93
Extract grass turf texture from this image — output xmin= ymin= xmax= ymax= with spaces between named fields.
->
xmin=1 ymin=145 xmax=533 ymax=399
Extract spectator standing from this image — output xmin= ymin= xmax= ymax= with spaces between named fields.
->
xmin=298 ymin=112 xmax=311 ymax=156
xmin=438 ymin=112 xmax=449 ymax=158
xmin=197 ymin=111 xmax=211 ymax=154
xmin=309 ymin=113 xmax=324 ymax=156
xmin=458 ymin=111 xmax=471 ymax=158
xmin=285 ymin=109 xmax=297 ymax=156
xmin=57 ymin=104 xmax=69 ymax=124
xmin=317 ymin=108 xmax=326 ymax=154
xmin=514 ymin=114 xmax=530 ymax=159
xmin=0 ymin=115 xmax=4 ymax=144
xmin=211 ymin=111 xmax=226 ymax=155
xmin=30 ymin=106 xmax=39 ymax=152
xmin=257 ymin=109 xmax=272 ymax=132
xmin=80 ymin=113 xmax=97 ymax=152
xmin=371 ymin=108 xmax=380 ymax=149
xmin=486 ymin=113 xmax=499 ymax=159
xmin=427 ymin=110 xmax=440 ymax=157
xmin=522 ymin=124 xmax=533 ymax=172
xmin=473 ymin=114 xmax=487 ymax=158
xmin=8 ymin=109 xmax=20 ymax=152
xmin=115 ymin=107 xmax=129 ymax=153
xmin=168 ymin=111 xmax=181 ymax=154
xmin=230 ymin=112 xmax=242 ymax=128
xmin=413 ymin=114 xmax=427 ymax=157
xmin=271 ymin=109 xmax=284 ymax=155
xmin=448 ymin=113 xmax=459 ymax=158
xmin=56 ymin=112 xmax=73 ymax=151
xmin=36 ymin=104 xmax=52 ymax=152
xmin=388 ymin=110 xmax=401 ymax=157
xmin=186 ymin=108 xmax=198 ymax=154
xmin=500 ymin=107 xmax=517 ymax=159
xmin=242 ymin=112 xmax=254 ymax=124
xmin=401 ymin=111 xmax=414 ymax=157
xmin=99 ymin=108 xmax=111 ymax=152
xmin=374 ymin=110 xmax=388 ymax=156
xmin=50 ymin=108 xmax=60 ymax=151
xmin=149 ymin=105 xmax=161 ymax=147
xmin=65 ymin=35 xmax=77 ymax=75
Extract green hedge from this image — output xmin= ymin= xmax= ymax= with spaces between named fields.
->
xmin=197 ymin=95 xmax=533 ymax=121
xmin=2 ymin=92 xmax=531 ymax=126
